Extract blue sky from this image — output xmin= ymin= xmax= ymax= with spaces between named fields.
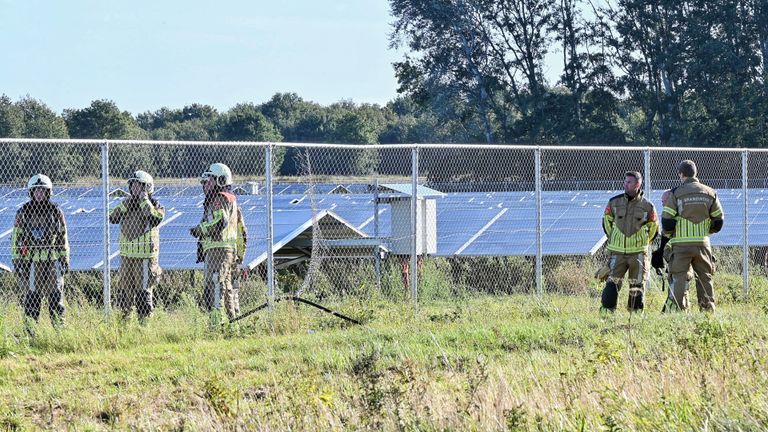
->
xmin=0 ymin=0 xmax=404 ymax=114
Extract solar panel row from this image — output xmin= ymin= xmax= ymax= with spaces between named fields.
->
xmin=0 ymin=187 xmax=765 ymax=271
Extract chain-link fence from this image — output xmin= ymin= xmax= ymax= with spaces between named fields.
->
xmin=0 ymin=139 xmax=762 ymax=324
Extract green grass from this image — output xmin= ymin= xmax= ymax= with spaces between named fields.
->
xmin=1 ymin=289 xmax=768 ymax=431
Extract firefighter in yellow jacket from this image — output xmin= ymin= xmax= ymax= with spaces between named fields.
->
xmin=109 ymin=171 xmax=165 ymax=320
xmin=190 ymin=163 xmax=240 ymax=324
xmin=12 ymin=174 xmax=70 ymax=330
xmin=601 ymin=171 xmax=658 ymax=312
xmin=652 ymin=160 xmax=723 ymax=311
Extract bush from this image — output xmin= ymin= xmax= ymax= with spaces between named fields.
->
xmin=545 ymin=257 xmax=600 ymax=295
xmin=446 ymin=256 xmax=534 ymax=294
xmin=419 ymin=258 xmax=462 ymax=300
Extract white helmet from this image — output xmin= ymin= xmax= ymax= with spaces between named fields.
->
xmin=202 ymin=163 xmax=233 ymax=187
xmin=27 ymin=174 xmax=53 ymax=196
xmin=128 ymin=170 xmax=154 ymax=194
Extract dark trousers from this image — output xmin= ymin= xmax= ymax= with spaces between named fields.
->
xmin=18 ymin=260 xmax=65 ymax=323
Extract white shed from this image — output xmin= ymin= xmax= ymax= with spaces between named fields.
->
xmin=376 ymin=183 xmax=444 ymax=255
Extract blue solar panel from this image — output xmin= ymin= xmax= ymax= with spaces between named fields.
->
xmin=1 ymin=186 xmax=767 ymax=271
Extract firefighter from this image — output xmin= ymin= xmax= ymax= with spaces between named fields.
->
xmin=11 ymin=174 xmax=70 ymax=332
xmin=652 ymin=160 xmax=723 ymax=312
xmin=190 ymin=163 xmax=240 ymax=325
xmin=654 ymin=189 xmax=695 ymax=311
xmin=600 ymin=171 xmax=658 ymax=312
xmin=109 ymin=170 xmax=165 ymax=320
xmin=196 ymin=176 xmax=247 ymax=320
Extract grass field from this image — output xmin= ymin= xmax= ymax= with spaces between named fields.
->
xmin=1 ymin=288 xmax=768 ymax=431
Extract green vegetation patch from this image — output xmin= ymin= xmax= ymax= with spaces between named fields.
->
xmin=1 ymin=293 xmax=768 ymax=430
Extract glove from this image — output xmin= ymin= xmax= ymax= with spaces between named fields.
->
xmin=652 ymin=236 xmax=670 ymax=270
xmin=190 ymin=225 xmax=203 ymax=238
xmin=651 ymin=248 xmax=665 ymax=270
xmin=594 ymin=264 xmax=610 ymax=282
xmin=241 ymin=267 xmax=250 ymax=281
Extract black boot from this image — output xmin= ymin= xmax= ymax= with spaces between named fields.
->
xmin=601 ymin=281 xmax=619 ymax=312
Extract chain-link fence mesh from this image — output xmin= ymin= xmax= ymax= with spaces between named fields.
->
xmin=540 ymin=148 xmax=646 ymax=300
xmin=748 ymin=150 xmax=768 ymax=289
xmin=0 ymin=140 xmax=104 ymax=336
xmin=105 ymin=142 xmax=270 ymax=324
xmin=276 ymin=146 xmax=413 ymax=303
xmin=418 ymin=147 xmax=537 ymax=300
xmin=0 ymin=140 xmax=763 ymax=329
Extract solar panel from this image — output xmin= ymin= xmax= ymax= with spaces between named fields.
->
xmin=0 ymin=187 xmax=766 ymax=271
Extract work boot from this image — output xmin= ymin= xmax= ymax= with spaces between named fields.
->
xmin=600 ymin=281 xmax=619 ymax=312
xmin=627 ymin=286 xmax=644 ymax=312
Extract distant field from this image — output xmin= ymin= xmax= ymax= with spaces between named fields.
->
xmin=1 ymin=292 xmax=767 ymax=431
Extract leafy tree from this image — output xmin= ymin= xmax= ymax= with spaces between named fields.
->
xmin=138 ymin=104 xmax=220 ymax=178
xmin=597 ymin=0 xmax=766 ymax=147
xmin=215 ymin=103 xmax=283 ymax=177
xmin=64 ymin=99 xmax=147 ymax=140
xmin=0 ymin=95 xmax=23 ymax=138
xmin=391 ymin=0 xmax=501 ymax=143
xmin=0 ymin=97 xmax=79 ymax=182
xmin=64 ymin=100 xmax=149 ymax=177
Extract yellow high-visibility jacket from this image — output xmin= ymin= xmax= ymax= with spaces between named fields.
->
xmin=195 ymin=191 xmax=239 ymax=252
xmin=602 ymin=191 xmax=658 ymax=254
xmin=109 ymin=196 xmax=165 ymax=259
xmin=661 ymin=178 xmax=724 ymax=246
xmin=11 ymin=200 xmax=70 ymax=264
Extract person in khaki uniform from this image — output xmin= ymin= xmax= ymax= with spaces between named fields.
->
xmin=109 ymin=171 xmax=165 ymax=320
xmin=190 ymin=163 xmax=240 ymax=325
xmin=230 ymin=205 xmax=248 ymax=318
xmin=656 ymin=189 xmax=695 ymax=311
xmin=652 ymin=160 xmax=723 ymax=312
xmin=600 ymin=171 xmax=658 ymax=312
xmin=12 ymin=174 xmax=70 ymax=333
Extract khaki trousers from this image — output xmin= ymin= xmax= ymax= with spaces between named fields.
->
xmin=203 ymin=248 xmax=237 ymax=320
xmin=117 ymin=257 xmax=161 ymax=318
xmin=668 ymin=244 xmax=715 ymax=311
xmin=606 ymin=252 xmax=649 ymax=310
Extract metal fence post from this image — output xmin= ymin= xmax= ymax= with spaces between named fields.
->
xmin=410 ymin=145 xmax=419 ymax=309
xmin=101 ymin=141 xmax=111 ymax=315
xmin=743 ymin=149 xmax=749 ymax=297
xmin=535 ymin=147 xmax=542 ymax=297
xmin=266 ymin=143 xmax=275 ymax=306
xmin=374 ymin=176 xmax=382 ymax=293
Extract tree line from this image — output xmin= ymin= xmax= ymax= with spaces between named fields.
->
xmin=0 ymin=95 xmax=406 ymax=181
xmin=1 ymin=0 xmax=766 ymax=182
xmin=390 ymin=0 xmax=768 ymax=147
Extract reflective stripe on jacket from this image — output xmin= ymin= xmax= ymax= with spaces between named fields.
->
xmin=109 ymin=196 xmax=165 ymax=258
xmin=236 ymin=206 xmax=247 ymax=262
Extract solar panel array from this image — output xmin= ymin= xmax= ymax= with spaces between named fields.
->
xmin=0 ymin=184 xmax=765 ymax=271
